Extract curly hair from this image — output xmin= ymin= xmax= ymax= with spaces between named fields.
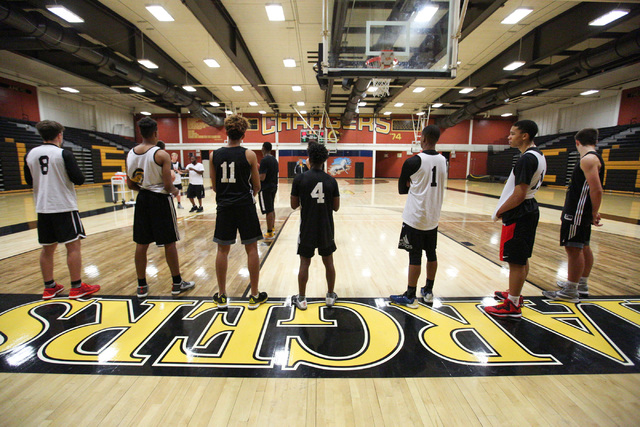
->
xmin=224 ymin=115 xmax=249 ymax=140
xmin=308 ymin=142 xmax=329 ymax=166
xmin=137 ymin=117 xmax=157 ymax=139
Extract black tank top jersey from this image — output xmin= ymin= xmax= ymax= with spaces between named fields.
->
xmin=291 ymin=169 xmax=340 ymax=248
xmin=562 ymin=151 xmax=605 ymax=225
xmin=213 ymin=146 xmax=255 ymax=208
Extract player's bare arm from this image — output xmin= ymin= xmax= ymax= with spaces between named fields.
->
xmin=246 ymin=149 xmax=261 ymax=194
xmin=496 ymin=183 xmax=527 ymax=219
xmin=209 ymin=153 xmax=217 ymax=192
xmin=157 ymin=150 xmax=178 ymax=196
xmin=291 ymin=195 xmax=300 ymax=210
xmin=582 ymin=155 xmax=603 ymax=226
xmin=333 ymin=196 xmax=340 ymax=212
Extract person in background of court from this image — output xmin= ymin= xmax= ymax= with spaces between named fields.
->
xmin=259 ymin=142 xmax=279 ymax=239
xmin=211 ymin=114 xmax=268 ymax=310
xmin=485 ymin=120 xmax=547 ymax=319
xmin=290 ymin=142 xmax=340 ymax=310
xmin=126 ymin=117 xmax=195 ymax=298
xmin=170 ymin=152 xmax=185 ymax=209
xmin=294 ymin=158 xmax=309 ymax=177
xmin=186 ymin=155 xmax=205 ymax=212
xmin=24 ymin=120 xmax=100 ymax=300
xmin=156 ymin=140 xmax=165 ymax=150
xmin=543 ymin=128 xmax=605 ymax=302
xmin=389 ymin=125 xmax=447 ymax=308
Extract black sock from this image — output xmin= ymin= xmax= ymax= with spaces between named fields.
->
xmin=71 ymin=279 xmax=82 ymax=289
xmin=172 ymin=275 xmax=182 ymax=284
xmin=138 ymin=278 xmax=147 ymax=288
xmin=424 ymin=279 xmax=434 ymax=292
xmin=44 ymin=279 xmax=55 ymax=288
xmin=406 ymin=286 xmax=417 ymax=299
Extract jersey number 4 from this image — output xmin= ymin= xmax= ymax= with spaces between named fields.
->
xmin=311 ymin=182 xmax=325 ymax=203
xmin=220 ymin=161 xmax=236 ymax=183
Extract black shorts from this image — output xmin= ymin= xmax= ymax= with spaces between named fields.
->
xmin=500 ymin=211 xmax=539 ymax=265
xmin=37 ymin=211 xmax=86 ymax=245
xmin=214 ymin=204 xmax=262 ymax=245
xmin=398 ymin=223 xmax=438 ymax=265
xmin=258 ymin=189 xmax=276 ymax=214
xmin=560 ymin=220 xmax=591 ymax=248
xmin=187 ymin=184 xmax=204 ymax=199
xmin=174 ymin=183 xmax=183 ymax=190
xmin=297 ymin=242 xmax=337 ymax=258
xmin=134 ymin=190 xmax=179 ymax=245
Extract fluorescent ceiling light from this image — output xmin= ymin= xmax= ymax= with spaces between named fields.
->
xmin=138 ymin=59 xmax=158 ymax=69
xmin=501 ymin=113 xmax=513 ymax=117
xmin=209 ymin=102 xmax=220 ymax=107
xmin=589 ymin=10 xmax=629 ymax=26
xmin=145 ymin=5 xmax=174 ymax=22
xmin=60 ymin=87 xmax=79 ymax=93
xmin=503 ymin=61 xmax=525 ymax=71
xmin=521 ymin=90 xmax=533 ymax=95
xmin=225 ymin=110 xmax=233 ymax=114
xmin=432 ymin=103 xmax=443 ymax=108
xmin=501 ymin=8 xmax=532 ymax=25
xmin=581 ymin=90 xmax=599 ymax=96
xmin=394 ymin=103 xmax=404 ymax=107
xmin=183 ymin=85 xmax=196 ymax=92
xmin=297 ymin=101 xmax=305 ymax=106
xmin=367 ymin=86 xmax=378 ymax=93
xmin=300 ymin=110 xmax=307 ymax=114
xmin=203 ymin=59 xmax=220 ymax=68
xmin=129 ymin=86 xmax=145 ymax=93
xmin=459 ymin=87 xmax=474 ymax=94
xmin=249 ymin=101 xmax=258 ymax=106
xmin=383 ymin=111 xmax=392 ymax=115
xmin=414 ymin=5 xmax=439 ymax=23
xmin=46 ymin=6 xmax=84 ymax=23
xmin=283 ymin=58 xmax=296 ymax=68
xmin=231 ymin=86 xmax=243 ymax=91
xmin=292 ymin=86 xmax=302 ymax=92
xmin=358 ymin=102 xmax=367 ymax=107
xmin=413 ymin=87 xmax=426 ymax=93
xmin=265 ymin=3 xmax=285 ymax=21
xmin=140 ymin=111 xmax=152 ymax=116
xmin=416 ymin=112 xmax=425 ymax=116
xmin=259 ymin=110 xmax=267 ymax=114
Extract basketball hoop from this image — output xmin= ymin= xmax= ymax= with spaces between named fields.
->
xmin=364 ymin=50 xmax=397 ymax=97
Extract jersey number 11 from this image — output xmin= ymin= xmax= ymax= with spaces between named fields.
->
xmin=220 ymin=161 xmax=236 ymax=183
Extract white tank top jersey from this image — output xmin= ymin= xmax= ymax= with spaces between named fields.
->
xmin=402 ymin=152 xmax=448 ymax=231
xmin=126 ymin=146 xmax=166 ymax=194
xmin=171 ymin=161 xmax=182 ymax=185
xmin=25 ymin=144 xmax=78 ymax=213
xmin=493 ymin=149 xmax=547 ymax=221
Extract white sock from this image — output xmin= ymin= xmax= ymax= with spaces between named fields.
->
xmin=508 ymin=294 xmax=520 ymax=307
xmin=564 ymin=280 xmax=578 ymax=290
xmin=579 ymin=277 xmax=588 ymax=285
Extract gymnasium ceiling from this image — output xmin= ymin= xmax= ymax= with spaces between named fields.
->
xmin=0 ymin=0 xmax=639 ymax=127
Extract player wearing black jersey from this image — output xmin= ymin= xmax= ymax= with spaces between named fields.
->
xmin=259 ymin=142 xmax=279 ymax=239
xmin=290 ymin=143 xmax=340 ymax=310
xmin=485 ymin=120 xmax=546 ymax=319
xmin=543 ymin=128 xmax=605 ymax=302
xmin=211 ymin=115 xmax=267 ymax=310
xmin=24 ymin=120 xmax=100 ymax=300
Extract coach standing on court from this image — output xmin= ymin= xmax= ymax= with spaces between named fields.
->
xmin=186 ymin=155 xmax=205 ymax=212
xmin=25 ymin=120 xmax=100 ymax=300
xmin=259 ymin=142 xmax=279 ymax=240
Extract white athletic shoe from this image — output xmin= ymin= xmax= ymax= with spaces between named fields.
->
xmin=326 ymin=292 xmax=338 ymax=307
xmin=291 ymin=295 xmax=307 ymax=310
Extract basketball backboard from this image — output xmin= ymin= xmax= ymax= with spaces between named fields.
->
xmin=318 ymin=0 xmax=459 ymax=79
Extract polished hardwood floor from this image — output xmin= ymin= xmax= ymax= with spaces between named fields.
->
xmin=0 ymin=178 xmax=639 ymax=426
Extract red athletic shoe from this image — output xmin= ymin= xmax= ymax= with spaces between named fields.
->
xmin=484 ymin=298 xmax=522 ymax=318
xmin=69 ymin=283 xmax=100 ymax=299
xmin=43 ymin=283 xmax=64 ymax=300
xmin=493 ymin=291 xmax=524 ymax=306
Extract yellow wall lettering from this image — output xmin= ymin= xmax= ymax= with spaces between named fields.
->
xmin=41 ymin=300 xmax=192 ymax=364
xmin=261 ymin=116 xmax=276 ymax=135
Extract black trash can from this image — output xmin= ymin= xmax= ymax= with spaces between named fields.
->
xmin=103 ymin=184 xmax=117 ymax=203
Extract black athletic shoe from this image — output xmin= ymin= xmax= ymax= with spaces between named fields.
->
xmin=172 ymin=280 xmax=195 ymax=295
xmin=213 ymin=292 xmax=228 ymax=310
xmin=197 ymin=206 xmax=204 ymax=212
xmin=248 ymin=291 xmax=268 ymax=309
xmin=189 ymin=206 xmax=197 ymax=212
xmin=137 ymin=285 xmax=148 ymax=299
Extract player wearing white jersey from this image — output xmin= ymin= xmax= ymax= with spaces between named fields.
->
xmin=390 ymin=125 xmax=447 ymax=308
xmin=485 ymin=120 xmax=547 ymax=319
xmin=24 ymin=120 xmax=100 ymax=300
xmin=127 ymin=117 xmax=195 ymax=298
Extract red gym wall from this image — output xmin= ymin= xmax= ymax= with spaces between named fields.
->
xmin=618 ymin=86 xmax=640 ymax=126
xmin=0 ymin=77 xmax=40 ymax=122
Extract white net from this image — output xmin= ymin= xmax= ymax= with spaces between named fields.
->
xmin=368 ymin=78 xmax=391 ymax=97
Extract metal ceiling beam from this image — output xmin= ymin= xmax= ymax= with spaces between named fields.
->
xmin=182 ymin=0 xmax=277 ymax=110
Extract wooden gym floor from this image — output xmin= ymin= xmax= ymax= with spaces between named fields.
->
xmin=0 ymin=179 xmax=639 ymax=425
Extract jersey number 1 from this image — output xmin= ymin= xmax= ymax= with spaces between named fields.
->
xmin=430 ymin=166 xmax=438 ymax=187
xmin=220 ymin=161 xmax=236 ymax=183
xmin=311 ymin=182 xmax=325 ymax=203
